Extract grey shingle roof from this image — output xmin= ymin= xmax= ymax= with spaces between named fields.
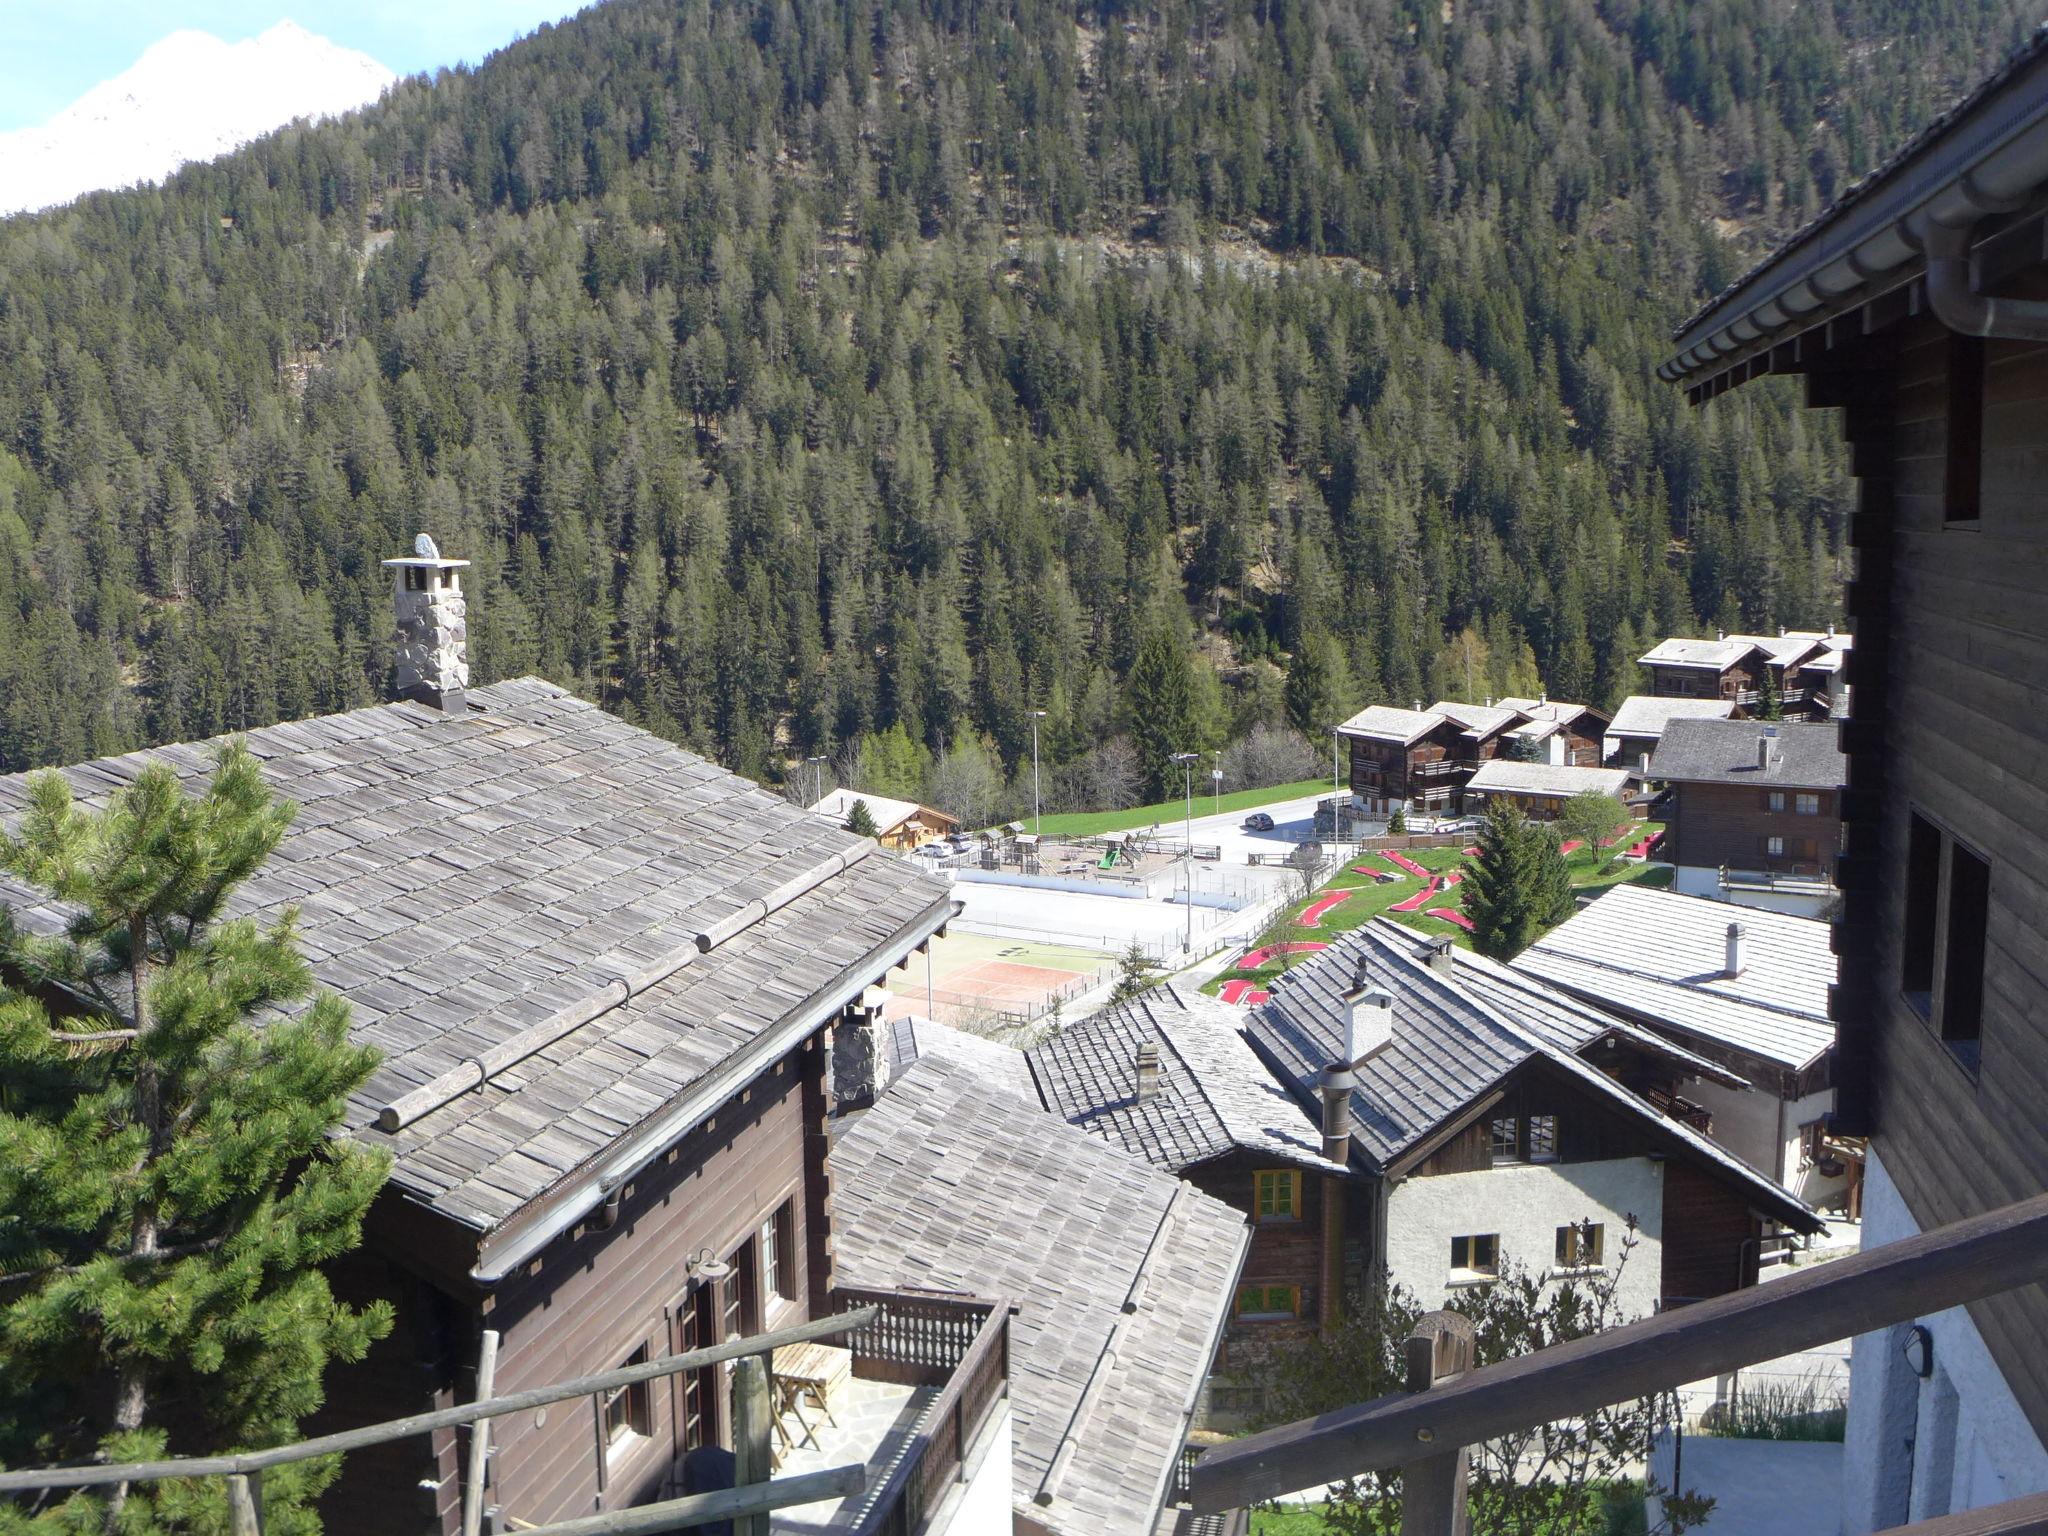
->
xmin=1513 ymin=885 xmax=1835 ymax=1073
xmin=1608 ymin=696 xmax=1739 ymax=739
xmin=1466 ymin=760 xmax=1631 ymax=798
xmin=1026 ymin=985 xmax=1344 ymax=1174
xmin=831 ymin=1055 xmax=1249 ymax=1536
xmin=884 ymin=1015 xmax=1038 ymax=1101
xmin=0 ymin=680 xmax=953 ymax=1235
xmin=1337 ymin=704 xmax=1442 ymax=744
xmin=1638 ymin=637 xmax=1759 ymax=670
xmin=1649 ymin=718 xmax=1846 ymax=791
xmin=1241 ymin=921 xmax=1818 ymax=1227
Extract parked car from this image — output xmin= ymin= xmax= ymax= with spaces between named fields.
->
xmin=1242 ymin=812 xmax=1275 ymax=832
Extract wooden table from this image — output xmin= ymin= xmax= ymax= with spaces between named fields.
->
xmin=770 ymin=1341 xmax=850 ymax=1456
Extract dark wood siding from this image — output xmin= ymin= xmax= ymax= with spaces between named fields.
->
xmin=1659 ymin=1157 xmax=1760 ymax=1303
xmin=1826 ymin=312 xmax=2048 ymax=1443
xmin=1197 ymin=1151 xmax=1326 ymax=1331
xmin=1665 ymin=781 xmax=1840 ymax=877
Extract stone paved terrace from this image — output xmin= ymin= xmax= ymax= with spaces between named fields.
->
xmin=769 ymin=1377 xmax=937 ymax=1533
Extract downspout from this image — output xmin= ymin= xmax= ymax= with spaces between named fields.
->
xmin=1921 ymin=215 xmax=2048 ymax=340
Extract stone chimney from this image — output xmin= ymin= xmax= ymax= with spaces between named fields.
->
xmin=1341 ymin=975 xmax=1396 ymax=1068
xmin=831 ymin=986 xmax=892 ymax=1111
xmin=1758 ymin=725 xmax=1780 ymax=770
xmin=1724 ymin=922 xmax=1746 ymax=979
xmin=1136 ymin=1038 xmax=1161 ymax=1102
xmin=1424 ymin=936 xmax=1457 ymax=977
xmin=382 ymin=534 xmax=471 ymax=714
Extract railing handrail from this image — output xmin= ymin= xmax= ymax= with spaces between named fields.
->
xmin=850 ymin=1297 xmax=1013 ymax=1536
xmin=0 ymin=1307 xmax=878 ymax=1494
xmin=1190 ymin=1190 xmax=2048 ymax=1512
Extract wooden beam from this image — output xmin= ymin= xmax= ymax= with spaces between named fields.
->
xmin=732 ymin=1355 xmax=773 ymax=1536
xmin=461 ymin=1329 xmax=499 ymax=1536
xmin=0 ymin=1308 xmax=878 ymax=1494
xmin=1399 ymin=1314 xmax=1473 ymax=1536
xmin=1890 ymin=1492 xmax=2048 ymax=1536
xmin=516 ymin=1465 xmax=867 ymax=1535
xmin=226 ymin=1472 xmax=262 ymax=1536
xmin=1191 ymin=1192 xmax=2048 ymax=1513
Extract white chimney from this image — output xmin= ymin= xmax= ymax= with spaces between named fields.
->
xmin=1424 ymin=937 xmax=1457 ymax=977
xmin=1758 ymin=725 xmax=1780 ymax=770
xmin=382 ymin=534 xmax=471 ymax=714
xmin=1724 ymin=922 xmax=1746 ymax=979
xmin=1136 ymin=1038 xmax=1161 ymax=1102
xmin=1342 ymin=980 xmax=1396 ymax=1067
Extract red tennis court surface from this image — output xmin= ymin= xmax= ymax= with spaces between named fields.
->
xmin=881 ymin=955 xmax=1108 ymax=1023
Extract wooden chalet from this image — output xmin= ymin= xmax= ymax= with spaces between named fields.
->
xmin=1338 ymin=698 xmax=1617 ymax=819
xmin=807 ymin=787 xmax=961 ymax=851
xmin=0 ymin=546 xmax=964 ymax=1536
xmin=1636 ymin=636 xmax=1770 ymax=712
xmin=1460 ymin=759 xmax=1633 ymax=822
xmin=1660 ymin=31 xmax=2048 ymax=1518
xmin=1493 ymin=697 xmax=1615 ymax=767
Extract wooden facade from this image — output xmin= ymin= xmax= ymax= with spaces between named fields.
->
xmin=1664 ymin=781 xmax=1842 ymax=880
xmin=1642 ymin=655 xmax=1764 ymax=710
xmin=315 ymin=1035 xmax=836 ymax=1534
xmin=1819 ymin=305 xmax=2048 ymax=1441
xmin=1346 ymin=720 xmax=1469 ymax=815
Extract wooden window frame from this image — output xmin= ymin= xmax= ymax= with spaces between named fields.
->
xmin=1554 ymin=1222 xmax=1605 ymax=1270
xmin=1526 ymin=1114 xmax=1559 ymax=1163
xmin=597 ymin=1345 xmax=653 ymax=1483
xmin=1795 ymin=792 xmax=1822 ymax=817
xmin=1234 ymin=1283 xmax=1302 ymax=1322
xmin=1449 ymin=1232 xmax=1499 ymax=1280
xmin=1254 ymin=1169 xmax=1303 ymax=1224
xmin=1901 ymin=806 xmax=1990 ymax=1076
xmin=1765 ymin=790 xmax=1787 ymax=813
xmin=1488 ymin=1116 xmax=1520 ymax=1163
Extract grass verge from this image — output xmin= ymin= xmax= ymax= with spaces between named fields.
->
xmin=1028 ymin=779 xmax=1331 ymax=839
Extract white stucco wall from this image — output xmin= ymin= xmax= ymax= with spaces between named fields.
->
xmin=1686 ymin=1079 xmax=1846 ymax=1209
xmin=932 ymin=1403 xmax=1011 ymax=1536
xmin=1384 ymin=1158 xmax=1665 ymax=1321
xmin=1840 ymin=1151 xmax=2048 ymax=1533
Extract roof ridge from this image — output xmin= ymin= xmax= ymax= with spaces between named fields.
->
xmin=1521 ymin=939 xmax=1828 ymax=1026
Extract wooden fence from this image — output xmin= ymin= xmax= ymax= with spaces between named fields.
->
xmin=1191 ymin=1191 xmax=2048 ymax=1534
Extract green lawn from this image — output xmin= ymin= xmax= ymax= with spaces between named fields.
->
xmin=1204 ymin=825 xmax=1667 ymax=993
xmin=1028 ymin=779 xmax=1332 ymax=839
xmin=1250 ymin=1504 xmax=1342 ymax=1535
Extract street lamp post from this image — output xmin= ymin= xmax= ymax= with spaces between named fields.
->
xmin=1029 ymin=710 xmax=1048 ymax=835
xmin=1170 ymin=751 xmax=1200 ymax=953
xmin=805 ymin=755 xmax=828 ymax=807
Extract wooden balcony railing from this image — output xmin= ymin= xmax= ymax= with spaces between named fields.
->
xmin=832 ymin=1288 xmax=1013 ymax=1536
xmin=1643 ymin=1084 xmax=1713 ymax=1135
xmin=1191 ymin=1192 xmax=2048 ymax=1534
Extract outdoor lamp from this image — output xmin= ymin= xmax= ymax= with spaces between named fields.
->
xmin=687 ymin=1247 xmax=733 ymax=1282
xmin=1902 ymin=1323 xmax=1935 ymax=1380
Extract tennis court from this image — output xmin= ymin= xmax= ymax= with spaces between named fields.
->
xmin=881 ymin=930 xmax=1116 ymax=1026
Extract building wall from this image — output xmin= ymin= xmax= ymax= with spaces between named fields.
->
xmin=1669 ymin=862 xmax=1836 ymax=919
xmin=1685 ymin=1077 xmax=1845 ymax=1209
xmin=1665 ymin=781 xmax=1839 ymax=880
xmin=1828 ymin=315 xmax=2048 ymax=1440
xmin=931 ymin=1405 xmax=1014 ymax=1536
xmin=1840 ymin=1151 xmax=2048 ymax=1533
xmin=1196 ymin=1152 xmax=1328 ymax=1333
xmin=1383 ymin=1157 xmax=1664 ymax=1320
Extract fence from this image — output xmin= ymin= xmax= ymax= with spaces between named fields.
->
xmin=917 ymin=961 xmax=1119 ymax=1033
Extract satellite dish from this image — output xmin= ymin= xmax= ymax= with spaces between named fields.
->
xmin=414 ymin=532 xmax=440 ymax=560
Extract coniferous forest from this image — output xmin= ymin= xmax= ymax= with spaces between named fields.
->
xmin=0 ymin=0 xmax=2034 ymax=803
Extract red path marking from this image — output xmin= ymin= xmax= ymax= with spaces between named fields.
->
xmin=1427 ymin=907 xmax=1475 ymax=931
xmin=1300 ymin=891 xmax=1353 ymax=928
xmin=1390 ymin=877 xmax=1439 ymax=914
xmin=1234 ymin=940 xmax=1327 ymax=970
xmin=1381 ymin=850 xmax=1431 ymax=880
xmin=1438 ymin=870 xmax=1463 ymax=887
xmin=1219 ymin=979 xmax=1272 ymax=1006
xmin=1624 ymin=830 xmax=1664 ymax=859
xmin=1462 ymin=845 xmax=1481 ymax=857
xmin=1559 ymin=839 xmax=1584 ymax=854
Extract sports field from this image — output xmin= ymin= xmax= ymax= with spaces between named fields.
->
xmin=881 ymin=930 xmax=1116 ymax=1025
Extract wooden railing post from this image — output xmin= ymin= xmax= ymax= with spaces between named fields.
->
xmin=733 ymin=1354 xmax=772 ymax=1536
xmin=226 ymin=1471 xmax=262 ymax=1536
xmin=1400 ymin=1312 xmax=1473 ymax=1536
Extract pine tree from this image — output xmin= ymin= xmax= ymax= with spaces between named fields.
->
xmin=1461 ymin=798 xmax=1568 ymax=960
xmin=0 ymin=743 xmax=391 ymax=1532
xmin=846 ymin=798 xmax=881 ymax=838
xmin=1126 ymin=623 xmax=1200 ymax=801
xmin=1758 ymin=667 xmax=1783 ymax=721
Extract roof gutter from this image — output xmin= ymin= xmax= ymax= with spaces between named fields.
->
xmin=1663 ymin=43 xmax=2048 ymax=382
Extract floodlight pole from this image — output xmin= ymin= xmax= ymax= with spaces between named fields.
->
xmin=1030 ymin=710 xmax=1047 ymax=835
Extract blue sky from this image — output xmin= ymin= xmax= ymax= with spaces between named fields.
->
xmin=0 ymin=3 xmax=591 ymax=130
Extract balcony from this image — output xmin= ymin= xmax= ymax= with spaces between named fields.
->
xmin=772 ymin=1287 xmax=1011 ymax=1536
xmin=1643 ymin=1084 xmax=1714 ymax=1135
xmin=1409 ymin=758 xmax=1468 ymax=778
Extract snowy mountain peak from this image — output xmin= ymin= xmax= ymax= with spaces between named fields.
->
xmin=0 ymin=23 xmax=396 ymax=217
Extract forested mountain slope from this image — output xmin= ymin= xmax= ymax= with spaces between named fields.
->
xmin=0 ymin=0 xmax=2033 ymax=792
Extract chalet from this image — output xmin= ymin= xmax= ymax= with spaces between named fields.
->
xmin=1604 ymin=695 xmax=1739 ymax=773
xmin=1515 ymin=884 xmax=1850 ymax=1213
xmin=831 ymin=1053 xmax=1249 ymax=1536
xmin=1650 ymin=717 xmax=1847 ymax=916
xmin=0 ymin=542 xmax=965 ymax=1536
xmin=1636 ymin=636 xmax=1769 ymax=711
xmin=1460 ymin=759 xmax=1632 ymax=822
xmin=1723 ymin=632 xmax=1832 ymax=716
xmin=1240 ymin=922 xmax=1820 ymax=1316
xmin=1492 ymin=697 xmax=1614 ymax=766
xmin=1661 ymin=33 xmax=2048 ymax=1514
xmin=807 ymin=787 xmax=961 ymax=850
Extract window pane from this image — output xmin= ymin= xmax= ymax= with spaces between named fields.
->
xmin=1527 ymin=1115 xmax=1557 ymax=1162
xmin=1489 ymin=1117 xmax=1519 ymax=1160
xmin=1902 ymin=813 xmax=1941 ymax=1011
xmin=1943 ymin=843 xmax=1990 ymax=1064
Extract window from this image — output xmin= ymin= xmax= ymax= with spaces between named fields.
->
xmin=1765 ymin=791 xmax=1787 ymax=813
xmin=1489 ymin=1117 xmax=1520 ymax=1161
xmin=1234 ymin=1284 xmax=1301 ymax=1321
xmin=1764 ymin=836 xmax=1786 ymax=859
xmin=1450 ymin=1233 xmax=1499 ymax=1277
xmin=1527 ymin=1114 xmax=1558 ymax=1163
xmin=1255 ymin=1170 xmax=1302 ymax=1223
xmin=760 ymin=1201 xmax=795 ymax=1304
xmin=601 ymin=1347 xmax=651 ymax=1457
xmin=1555 ymin=1222 xmax=1605 ymax=1269
xmin=1943 ymin=843 xmax=1990 ymax=1069
xmin=1945 ymin=332 xmax=1985 ymax=522
xmin=1902 ymin=813 xmax=1942 ymax=1011
xmin=676 ymin=1288 xmax=716 ymax=1453
xmin=1796 ymin=793 xmax=1822 ymax=817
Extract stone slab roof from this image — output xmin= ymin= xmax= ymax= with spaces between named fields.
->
xmin=1650 ymin=718 xmax=1846 ymax=791
xmin=1514 ymin=885 xmax=1835 ymax=1073
xmin=1337 ymin=704 xmax=1443 ymax=745
xmin=1725 ymin=634 xmax=1827 ymax=669
xmin=1608 ymin=696 xmax=1739 ymax=739
xmin=832 ymin=1055 xmax=1249 ymax=1536
xmin=1638 ymin=637 xmax=1759 ymax=671
xmin=0 ymin=680 xmax=953 ymax=1240
xmin=883 ymin=1015 xmax=1037 ymax=1101
xmin=1433 ymin=700 xmax=1520 ymax=739
xmin=1026 ymin=984 xmax=1344 ymax=1174
xmin=1466 ymin=760 xmax=1631 ymax=799
xmin=808 ymin=788 xmax=957 ymax=836
xmin=1241 ymin=922 xmax=1817 ymax=1228
xmin=1496 ymin=697 xmax=1608 ymax=732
